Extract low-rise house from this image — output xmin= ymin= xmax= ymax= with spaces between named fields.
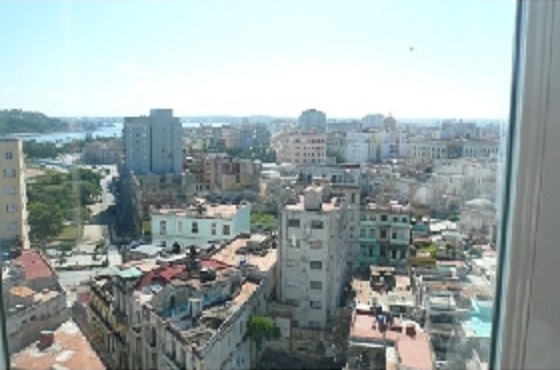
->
xmin=151 ymin=199 xmax=251 ymax=250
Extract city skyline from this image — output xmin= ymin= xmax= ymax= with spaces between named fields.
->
xmin=1 ymin=1 xmax=515 ymax=118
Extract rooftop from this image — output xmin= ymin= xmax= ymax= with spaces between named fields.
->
xmin=285 ymin=194 xmax=341 ymax=212
xmin=11 ymin=320 xmax=105 ymax=370
xmin=12 ymin=250 xmax=56 ymax=281
xmin=152 ymin=200 xmax=249 ymax=220
xmin=10 ymin=285 xmax=34 ymax=298
xmin=350 ymin=312 xmax=433 ymax=370
xmin=211 ymin=237 xmax=277 ymax=272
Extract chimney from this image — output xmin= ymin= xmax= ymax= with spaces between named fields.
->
xmin=38 ymin=330 xmax=54 ymax=349
xmin=406 ymin=324 xmax=416 ymax=337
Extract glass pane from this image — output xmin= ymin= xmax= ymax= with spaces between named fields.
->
xmin=0 ymin=1 xmax=515 ymax=370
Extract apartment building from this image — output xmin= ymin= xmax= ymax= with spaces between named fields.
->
xmin=277 ymin=185 xmax=348 ymax=330
xmin=356 ymin=201 xmax=411 ymax=271
xmin=275 ymin=133 xmax=326 ymax=165
xmin=0 ymin=138 xmax=29 ymax=250
xmin=203 ymin=154 xmax=262 ymax=192
xmin=299 ymin=109 xmax=327 ymax=134
xmin=123 ymin=109 xmax=183 ymax=174
xmin=151 ymin=199 xmax=251 ymax=249
xmin=85 ymin=235 xmax=277 ymax=370
xmin=411 ymin=140 xmax=499 ymax=160
xmin=2 ymin=249 xmax=69 ymax=354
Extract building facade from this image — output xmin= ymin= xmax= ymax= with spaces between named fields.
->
xmin=356 ymin=202 xmax=411 ymax=270
xmin=151 ymin=200 xmax=251 ymax=249
xmin=124 ymin=109 xmax=183 ymax=174
xmin=275 ymin=134 xmax=326 ymax=165
xmin=277 ymin=185 xmax=348 ymax=330
xmin=0 ymin=138 xmax=29 ymax=250
xmin=299 ymin=109 xmax=327 ymax=134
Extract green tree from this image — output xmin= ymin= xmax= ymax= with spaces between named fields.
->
xmin=247 ymin=315 xmax=281 ymax=351
xmin=28 ymin=202 xmax=64 ymax=241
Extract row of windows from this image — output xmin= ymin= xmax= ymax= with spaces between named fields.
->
xmin=159 ymin=220 xmax=230 ymax=236
xmin=360 ymin=214 xmax=409 ymax=223
xmin=285 ymin=260 xmax=323 ymax=270
xmin=287 ymin=219 xmax=324 ymax=229
xmin=359 ymin=229 xmax=409 ymax=239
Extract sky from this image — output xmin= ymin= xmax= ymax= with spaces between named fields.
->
xmin=0 ymin=0 xmax=516 ymax=119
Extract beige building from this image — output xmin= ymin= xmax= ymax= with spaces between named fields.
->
xmin=0 ymin=138 xmax=29 ymax=249
xmin=276 ymin=133 xmax=327 ymax=165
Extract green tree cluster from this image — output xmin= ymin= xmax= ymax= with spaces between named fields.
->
xmin=250 ymin=212 xmax=277 ymax=232
xmin=0 ymin=109 xmax=68 ymax=134
xmin=247 ymin=315 xmax=281 ymax=350
xmin=27 ymin=168 xmax=102 ymax=242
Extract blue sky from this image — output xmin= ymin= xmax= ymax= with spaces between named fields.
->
xmin=0 ymin=0 xmax=516 ymax=119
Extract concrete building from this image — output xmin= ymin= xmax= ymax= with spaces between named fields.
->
xmin=203 ymin=154 xmax=262 ymax=192
xmin=81 ymin=140 xmax=122 ymax=165
xmin=2 ymin=249 xmax=69 ymax=354
xmin=299 ymin=109 xmax=327 ymax=134
xmin=85 ymin=234 xmax=277 ymax=370
xmin=0 ymin=138 xmax=29 ymax=250
xmin=11 ymin=320 xmax=105 ymax=370
xmin=151 ymin=199 xmax=251 ymax=249
xmin=275 ymin=133 xmax=326 ymax=165
xmin=124 ymin=109 xmax=183 ymax=174
xmin=356 ymin=201 xmax=411 ymax=271
xmin=277 ymin=185 xmax=348 ymax=330
xmin=345 ymin=132 xmax=373 ymax=163
xmin=361 ymin=114 xmax=385 ymax=130
xmin=411 ymin=140 xmax=499 ymax=161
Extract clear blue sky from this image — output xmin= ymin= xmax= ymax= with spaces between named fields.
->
xmin=0 ymin=0 xmax=516 ymax=119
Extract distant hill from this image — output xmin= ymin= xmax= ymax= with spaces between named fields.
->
xmin=0 ymin=109 xmax=69 ymax=135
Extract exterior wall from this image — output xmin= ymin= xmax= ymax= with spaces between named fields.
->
xmin=356 ymin=207 xmax=411 ymax=269
xmin=151 ymin=203 xmax=251 ymax=248
xmin=276 ymin=134 xmax=327 ymax=165
xmin=278 ymin=198 xmax=346 ymax=330
xmin=299 ymin=109 xmax=327 ymax=134
xmin=6 ymin=292 xmax=69 ymax=354
xmin=124 ymin=109 xmax=183 ymax=175
xmin=344 ymin=132 xmax=371 ymax=163
xmin=0 ymin=139 xmax=29 ymax=249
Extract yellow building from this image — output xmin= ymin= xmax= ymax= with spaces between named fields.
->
xmin=0 ymin=138 xmax=29 ymax=249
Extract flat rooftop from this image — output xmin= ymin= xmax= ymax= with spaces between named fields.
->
xmin=350 ymin=312 xmax=433 ymax=370
xmin=285 ymin=194 xmax=341 ymax=212
xmin=211 ymin=237 xmax=277 ymax=272
xmin=152 ymin=202 xmax=248 ymax=219
xmin=11 ymin=320 xmax=105 ymax=370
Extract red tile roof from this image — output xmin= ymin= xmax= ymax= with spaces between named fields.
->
xmin=201 ymin=258 xmax=231 ymax=271
xmin=135 ymin=265 xmax=186 ymax=290
xmin=12 ymin=250 xmax=55 ymax=281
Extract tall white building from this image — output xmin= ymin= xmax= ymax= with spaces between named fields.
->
xmin=361 ymin=114 xmax=384 ymax=130
xmin=275 ymin=133 xmax=327 ymax=165
xmin=344 ymin=132 xmax=372 ymax=163
xmin=0 ymin=138 xmax=29 ymax=249
xmin=278 ymin=185 xmax=348 ymax=329
xmin=124 ymin=109 xmax=183 ymax=174
xmin=299 ymin=109 xmax=327 ymax=134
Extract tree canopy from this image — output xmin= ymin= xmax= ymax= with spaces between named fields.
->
xmin=0 ymin=109 xmax=68 ymax=134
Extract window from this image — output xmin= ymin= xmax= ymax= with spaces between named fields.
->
xmin=4 ymin=186 xmax=16 ymax=195
xmin=7 ymin=221 xmax=17 ymax=231
xmin=381 ymin=215 xmax=388 ymax=221
xmin=287 ymin=218 xmax=300 ymax=227
xmin=159 ymin=220 xmax=167 ymax=235
xmin=3 ymin=169 xmax=16 ymax=178
xmin=310 ymin=240 xmax=322 ymax=249
xmin=191 ymin=221 xmax=198 ymax=234
xmin=310 ymin=261 xmax=322 ymax=270
xmin=223 ymin=224 xmax=230 ymax=236
xmin=5 ymin=204 xmax=16 ymax=213
xmin=177 ymin=221 xmax=183 ymax=232
xmin=286 ymin=259 xmax=296 ymax=267
xmin=380 ymin=230 xmax=387 ymax=239
xmin=4 ymin=151 xmax=13 ymax=160
xmin=211 ymin=222 xmax=216 ymax=235
xmin=310 ymin=301 xmax=322 ymax=309
xmin=310 ymin=281 xmax=322 ymax=290
xmin=311 ymin=220 xmax=324 ymax=229
xmin=392 ymin=232 xmax=397 ymax=239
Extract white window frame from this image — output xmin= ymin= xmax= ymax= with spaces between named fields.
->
xmin=493 ymin=1 xmax=560 ymax=368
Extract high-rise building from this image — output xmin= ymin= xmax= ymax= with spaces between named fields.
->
xmin=278 ymin=185 xmax=348 ymax=330
xmin=123 ymin=109 xmax=183 ymax=174
xmin=0 ymin=138 xmax=29 ymax=250
xmin=299 ymin=109 xmax=327 ymax=134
